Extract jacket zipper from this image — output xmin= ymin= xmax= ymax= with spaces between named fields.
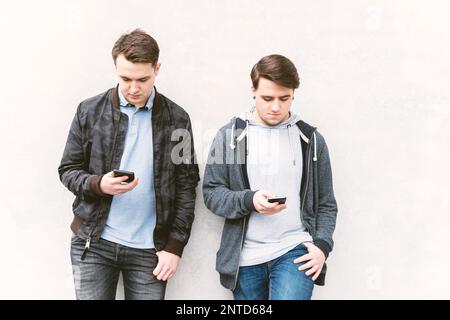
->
xmin=232 ymin=216 xmax=247 ymax=291
xmin=81 ymin=110 xmax=122 ymax=261
xmin=81 ymin=236 xmax=91 ymax=260
xmin=232 ymin=124 xmax=250 ymax=291
xmin=81 ymin=209 xmax=102 ymax=261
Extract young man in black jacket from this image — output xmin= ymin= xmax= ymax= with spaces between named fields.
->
xmin=59 ymin=29 xmax=199 ymax=300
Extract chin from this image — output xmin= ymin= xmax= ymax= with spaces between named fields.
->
xmin=263 ymin=118 xmax=281 ymax=126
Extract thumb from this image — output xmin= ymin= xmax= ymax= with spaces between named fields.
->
xmin=258 ymin=190 xmax=273 ymax=198
xmin=153 ymin=262 xmax=162 ymax=276
xmin=105 ymin=171 xmax=115 ymax=178
xmin=302 ymin=241 xmax=313 ymax=249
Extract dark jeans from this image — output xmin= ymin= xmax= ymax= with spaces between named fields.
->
xmin=70 ymin=234 xmax=166 ymax=300
xmin=233 ymin=243 xmax=314 ymax=300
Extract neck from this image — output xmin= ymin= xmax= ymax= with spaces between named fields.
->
xmin=252 ymin=109 xmax=291 ymax=126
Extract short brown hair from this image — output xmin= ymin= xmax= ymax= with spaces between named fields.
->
xmin=250 ymin=54 xmax=300 ymax=89
xmin=112 ymin=29 xmax=159 ymax=65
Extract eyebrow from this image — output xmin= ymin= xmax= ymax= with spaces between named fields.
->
xmin=119 ymin=76 xmax=150 ymax=81
xmin=261 ymin=95 xmax=292 ymax=99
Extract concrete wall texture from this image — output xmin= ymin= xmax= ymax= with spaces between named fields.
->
xmin=1 ymin=0 xmax=449 ymax=299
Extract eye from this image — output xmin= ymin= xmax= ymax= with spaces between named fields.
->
xmin=263 ymin=97 xmax=272 ymax=102
xmin=280 ymin=98 xmax=289 ymax=102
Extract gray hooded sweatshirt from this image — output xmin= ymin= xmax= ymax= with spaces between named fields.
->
xmin=203 ymin=113 xmax=337 ymax=290
xmin=241 ymin=110 xmax=313 ymax=266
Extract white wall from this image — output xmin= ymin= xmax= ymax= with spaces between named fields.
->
xmin=1 ymin=0 xmax=449 ymax=299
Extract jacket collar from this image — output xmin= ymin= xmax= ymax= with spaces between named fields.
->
xmin=111 ymin=84 xmax=164 ymax=118
xmin=296 ymin=120 xmax=316 ymax=143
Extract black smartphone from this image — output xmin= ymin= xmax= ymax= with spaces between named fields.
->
xmin=113 ymin=169 xmax=135 ymax=184
xmin=267 ymin=197 xmax=287 ymax=204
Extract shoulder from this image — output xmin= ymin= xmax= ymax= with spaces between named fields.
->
xmin=79 ymin=88 xmax=111 ymax=109
xmin=157 ymin=92 xmax=192 ymax=124
xmin=77 ymin=88 xmax=113 ymax=118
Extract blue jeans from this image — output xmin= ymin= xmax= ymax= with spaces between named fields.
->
xmin=70 ymin=234 xmax=166 ymax=300
xmin=233 ymin=243 xmax=314 ymax=300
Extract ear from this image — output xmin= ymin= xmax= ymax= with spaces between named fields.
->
xmin=154 ymin=63 xmax=161 ymax=76
xmin=251 ymin=87 xmax=256 ymax=94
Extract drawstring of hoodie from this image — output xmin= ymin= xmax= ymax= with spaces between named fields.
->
xmin=313 ymin=132 xmax=317 ymax=162
xmin=287 ymin=124 xmax=296 ymax=166
xmin=230 ymin=122 xmax=236 ymax=149
xmin=230 ymin=117 xmax=249 ymax=151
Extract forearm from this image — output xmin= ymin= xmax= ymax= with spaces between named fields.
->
xmin=203 ymin=184 xmax=256 ymax=219
xmin=59 ymin=168 xmax=106 ymax=199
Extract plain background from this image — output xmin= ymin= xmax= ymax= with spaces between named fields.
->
xmin=1 ymin=0 xmax=449 ymax=299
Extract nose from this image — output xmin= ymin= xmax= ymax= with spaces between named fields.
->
xmin=130 ymin=81 xmax=139 ymax=93
xmin=271 ymin=100 xmax=281 ymax=112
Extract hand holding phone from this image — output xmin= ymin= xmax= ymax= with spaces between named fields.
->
xmin=99 ymin=170 xmax=139 ymax=196
xmin=113 ymin=169 xmax=135 ymax=184
xmin=253 ymin=190 xmax=287 ymax=215
xmin=267 ymin=196 xmax=287 ymax=204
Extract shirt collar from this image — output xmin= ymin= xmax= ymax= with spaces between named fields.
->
xmin=118 ymin=86 xmax=156 ymax=110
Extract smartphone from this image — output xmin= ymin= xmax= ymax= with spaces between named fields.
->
xmin=267 ymin=197 xmax=287 ymax=204
xmin=113 ymin=169 xmax=135 ymax=184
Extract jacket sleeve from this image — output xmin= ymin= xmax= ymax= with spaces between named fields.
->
xmin=58 ymin=104 xmax=107 ymax=200
xmin=164 ymin=117 xmax=200 ymax=257
xmin=202 ymin=128 xmax=257 ymax=220
xmin=313 ymin=132 xmax=338 ymax=259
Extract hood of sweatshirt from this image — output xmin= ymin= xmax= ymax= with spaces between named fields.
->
xmin=229 ymin=107 xmax=318 ymax=163
xmin=244 ymin=107 xmax=300 ymax=129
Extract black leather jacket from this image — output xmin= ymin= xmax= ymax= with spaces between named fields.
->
xmin=58 ymin=86 xmax=199 ymax=257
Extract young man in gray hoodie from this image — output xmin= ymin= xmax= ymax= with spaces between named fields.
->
xmin=203 ymin=54 xmax=338 ymax=300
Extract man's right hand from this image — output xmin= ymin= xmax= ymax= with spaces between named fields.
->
xmin=253 ymin=190 xmax=286 ymax=215
xmin=99 ymin=171 xmax=139 ymax=196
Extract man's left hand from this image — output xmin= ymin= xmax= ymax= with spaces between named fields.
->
xmin=293 ymin=242 xmax=325 ymax=281
xmin=153 ymin=250 xmax=181 ymax=281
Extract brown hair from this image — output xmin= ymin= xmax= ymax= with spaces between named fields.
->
xmin=250 ymin=54 xmax=300 ymax=89
xmin=112 ymin=29 xmax=159 ymax=65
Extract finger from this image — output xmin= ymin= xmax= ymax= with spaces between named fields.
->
xmin=114 ymin=182 xmax=138 ymax=192
xmin=312 ymin=266 xmax=323 ymax=281
xmin=293 ymin=254 xmax=311 ymax=264
xmin=256 ymin=198 xmax=267 ymax=207
xmin=261 ymin=198 xmax=277 ymax=208
xmin=298 ymin=261 xmax=315 ymax=271
xmin=163 ymin=270 xmax=174 ymax=281
xmin=157 ymin=268 xmax=169 ymax=281
xmin=111 ymin=187 xmax=129 ymax=195
xmin=109 ymin=174 xmax=130 ymax=183
xmin=129 ymin=178 xmax=139 ymax=188
xmin=259 ymin=190 xmax=272 ymax=198
xmin=256 ymin=205 xmax=268 ymax=214
xmin=117 ymin=175 xmax=131 ymax=183
xmin=305 ymin=265 xmax=319 ymax=276
xmin=153 ymin=263 xmax=162 ymax=277
xmin=273 ymin=204 xmax=287 ymax=212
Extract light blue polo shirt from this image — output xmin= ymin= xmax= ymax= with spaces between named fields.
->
xmin=101 ymin=87 xmax=156 ymax=249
